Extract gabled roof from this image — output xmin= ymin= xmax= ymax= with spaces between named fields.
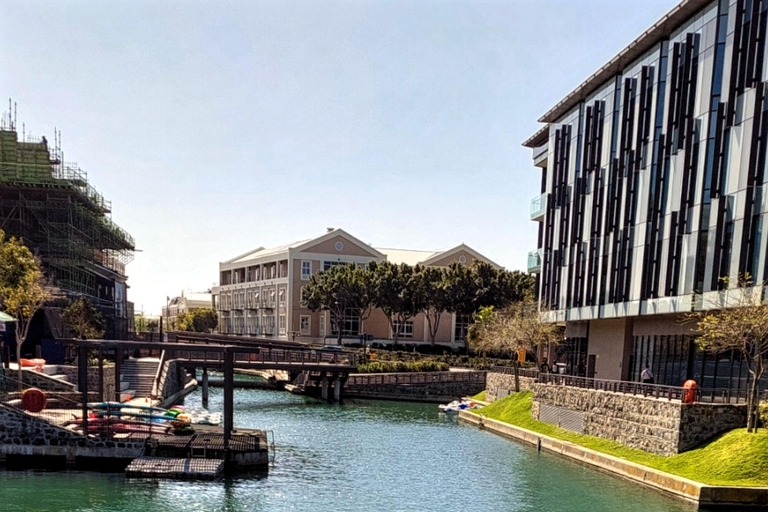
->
xmin=292 ymin=228 xmax=386 ymax=259
xmin=376 ymin=243 xmax=502 ymax=269
xmin=223 ymin=229 xmax=386 ymax=266
xmin=420 ymin=243 xmax=503 ymax=269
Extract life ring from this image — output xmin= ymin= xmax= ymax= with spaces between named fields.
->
xmin=21 ymin=388 xmax=47 ymax=413
xmin=683 ymin=379 xmax=698 ymax=404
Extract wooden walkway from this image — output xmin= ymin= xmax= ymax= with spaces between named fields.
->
xmin=126 ymin=457 xmax=224 ymax=479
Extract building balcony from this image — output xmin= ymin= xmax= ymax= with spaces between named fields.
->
xmin=532 ymin=143 xmax=548 ymax=168
xmin=527 ymin=249 xmax=543 ymax=273
xmin=530 ymin=193 xmax=547 ymax=221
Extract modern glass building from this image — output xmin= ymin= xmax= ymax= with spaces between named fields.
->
xmin=525 ymin=0 xmax=768 ymax=392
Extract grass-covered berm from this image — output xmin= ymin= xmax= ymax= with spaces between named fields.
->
xmin=472 ymin=392 xmax=768 ymax=487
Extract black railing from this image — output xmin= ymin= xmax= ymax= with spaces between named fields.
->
xmin=347 ymin=371 xmax=487 ymax=387
xmin=490 ymin=366 xmax=540 ymax=379
xmin=489 ymin=366 xmax=762 ymax=404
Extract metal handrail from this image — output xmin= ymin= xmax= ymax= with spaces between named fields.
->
xmin=490 ymin=366 xmax=540 ymax=379
xmin=346 ymin=371 xmax=487 ymax=387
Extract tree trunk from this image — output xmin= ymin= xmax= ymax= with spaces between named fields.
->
xmin=513 ymin=360 xmax=520 ymax=393
xmin=15 ymin=345 xmax=23 ymax=390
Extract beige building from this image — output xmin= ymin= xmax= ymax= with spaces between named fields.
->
xmin=162 ymin=290 xmax=213 ymax=330
xmin=211 ymin=228 xmax=500 ymax=346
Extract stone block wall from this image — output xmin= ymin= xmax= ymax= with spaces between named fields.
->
xmin=19 ymin=370 xmax=74 ymax=392
xmin=531 ymin=383 xmax=746 ymax=456
xmin=57 ymin=365 xmax=116 ymax=399
xmin=343 ymin=372 xmax=486 ymax=401
xmin=486 ymin=371 xmax=537 ymax=402
xmin=0 ymin=403 xmax=145 ymax=459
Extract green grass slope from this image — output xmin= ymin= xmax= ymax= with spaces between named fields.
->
xmin=473 ymin=392 xmax=768 ymax=487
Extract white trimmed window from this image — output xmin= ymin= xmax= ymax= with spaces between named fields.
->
xmin=392 ymin=320 xmax=414 ymax=339
xmin=301 ymin=260 xmax=312 ymax=280
xmin=300 ymin=315 xmax=311 ymax=335
xmin=319 ymin=315 xmax=325 ymax=337
xmin=279 ymin=314 xmax=286 ymax=334
xmin=278 ymin=288 xmax=286 ymax=307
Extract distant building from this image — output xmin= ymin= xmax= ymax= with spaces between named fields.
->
xmin=0 ymin=116 xmax=135 ymax=349
xmin=162 ymin=290 xmax=213 ymax=330
xmin=211 ymin=228 xmax=500 ymax=346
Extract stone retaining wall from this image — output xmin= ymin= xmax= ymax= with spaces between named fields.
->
xmin=531 ymin=383 xmax=746 ymax=455
xmin=342 ymin=373 xmax=486 ymax=402
xmin=0 ymin=403 xmax=145 ymax=459
xmin=486 ymin=371 xmax=537 ymax=402
xmin=57 ymin=365 xmax=116 ymax=400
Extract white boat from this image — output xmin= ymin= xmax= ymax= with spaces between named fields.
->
xmin=438 ymin=400 xmax=482 ymax=414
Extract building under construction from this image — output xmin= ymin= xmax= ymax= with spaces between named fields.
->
xmin=0 ymin=109 xmax=135 ymax=345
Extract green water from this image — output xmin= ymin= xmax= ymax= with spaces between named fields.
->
xmin=0 ymin=389 xmax=701 ymax=512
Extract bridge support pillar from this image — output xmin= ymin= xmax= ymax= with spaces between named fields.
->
xmin=333 ymin=373 xmax=341 ymax=403
xmin=321 ymin=372 xmax=329 ymax=401
xmin=223 ymin=350 xmax=234 ymax=450
xmin=202 ymin=368 xmax=209 ymax=408
xmin=114 ymin=348 xmax=122 ymax=402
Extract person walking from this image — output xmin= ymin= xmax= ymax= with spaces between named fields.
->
xmin=540 ymin=357 xmax=550 ymax=374
xmin=641 ymin=366 xmax=654 ymax=384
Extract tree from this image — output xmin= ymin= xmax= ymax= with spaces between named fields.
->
xmin=369 ymin=261 xmax=426 ymax=347
xmin=470 ymin=301 xmax=562 ymax=392
xmin=62 ymin=297 xmax=105 ymax=339
xmin=694 ymin=285 xmax=768 ymax=432
xmin=417 ymin=266 xmax=450 ymax=346
xmin=443 ymin=262 xmax=480 ymax=353
xmin=0 ymin=230 xmax=50 ymax=386
xmin=178 ymin=308 xmax=218 ymax=333
xmin=301 ymin=263 xmax=371 ymax=344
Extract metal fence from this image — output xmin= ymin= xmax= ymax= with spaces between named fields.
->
xmin=346 ymin=371 xmax=487 ymax=387
xmin=490 ymin=366 xmax=762 ymax=404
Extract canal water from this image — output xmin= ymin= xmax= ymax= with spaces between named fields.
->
xmin=0 ymin=388 xmax=702 ymax=512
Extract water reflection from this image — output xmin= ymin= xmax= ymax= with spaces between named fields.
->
xmin=0 ymin=388 xmax=703 ymax=512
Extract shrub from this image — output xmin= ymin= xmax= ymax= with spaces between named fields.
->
xmin=355 ymin=361 xmax=450 ymax=373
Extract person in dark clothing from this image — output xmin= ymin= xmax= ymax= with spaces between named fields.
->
xmin=540 ymin=357 xmax=550 ymax=373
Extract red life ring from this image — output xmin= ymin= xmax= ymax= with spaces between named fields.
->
xmin=683 ymin=379 xmax=698 ymax=404
xmin=21 ymin=388 xmax=47 ymax=413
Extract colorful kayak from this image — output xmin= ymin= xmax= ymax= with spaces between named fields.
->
xmin=88 ymin=402 xmax=167 ymax=413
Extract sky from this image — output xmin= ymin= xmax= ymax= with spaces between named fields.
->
xmin=1 ymin=0 xmax=676 ymax=314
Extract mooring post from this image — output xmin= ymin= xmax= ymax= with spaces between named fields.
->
xmin=202 ymin=367 xmax=209 ymax=408
xmin=223 ymin=350 xmax=234 ymax=450
xmin=97 ymin=346 xmax=104 ymax=402
xmin=78 ymin=345 xmax=89 ymax=436
xmin=333 ymin=373 xmax=341 ymax=403
xmin=321 ymin=372 xmax=328 ymax=401
xmin=114 ymin=348 xmax=122 ymax=402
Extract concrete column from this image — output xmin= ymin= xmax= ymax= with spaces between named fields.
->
xmin=320 ymin=372 xmax=328 ymax=401
xmin=333 ymin=373 xmax=341 ymax=403
xmin=202 ymin=368 xmax=209 ymax=408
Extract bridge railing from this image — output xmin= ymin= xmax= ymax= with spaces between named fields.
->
xmin=169 ymin=346 xmax=358 ymax=368
xmin=346 ymin=371 xmax=486 ymax=387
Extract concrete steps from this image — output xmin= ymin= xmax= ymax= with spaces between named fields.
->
xmin=120 ymin=358 xmax=160 ymax=402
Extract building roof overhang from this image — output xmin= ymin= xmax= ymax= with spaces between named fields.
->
xmin=535 ymin=0 xmax=711 ymax=125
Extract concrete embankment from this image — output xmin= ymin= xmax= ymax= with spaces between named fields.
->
xmin=458 ymin=410 xmax=768 ymax=508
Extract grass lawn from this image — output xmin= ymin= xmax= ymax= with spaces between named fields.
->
xmin=470 ymin=390 xmax=486 ymax=401
xmin=472 ymin=392 xmax=768 ymax=487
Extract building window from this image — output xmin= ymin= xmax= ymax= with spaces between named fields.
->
xmin=300 ymin=315 xmax=311 ymax=335
xmin=330 ymin=308 xmax=360 ymax=336
xmin=454 ymin=315 xmax=470 ymax=342
xmin=392 ymin=320 xmax=413 ymax=339
xmin=319 ymin=315 xmax=325 ymax=337
xmin=301 ymin=260 xmax=312 ymax=280
xmin=279 ymin=314 xmax=286 ymax=334
xmin=335 ymin=241 xmax=344 ymax=251
xmin=279 ymin=288 xmax=285 ymax=307
xmin=323 ymin=261 xmax=346 ymax=271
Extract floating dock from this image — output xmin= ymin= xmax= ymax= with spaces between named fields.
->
xmin=126 ymin=457 xmax=224 ymax=479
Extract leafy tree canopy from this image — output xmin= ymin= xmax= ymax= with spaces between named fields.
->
xmin=62 ymin=297 xmax=105 ymax=339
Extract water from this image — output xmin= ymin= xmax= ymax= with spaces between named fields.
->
xmin=0 ymin=388 xmax=700 ymax=512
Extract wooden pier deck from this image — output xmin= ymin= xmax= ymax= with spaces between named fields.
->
xmin=126 ymin=457 xmax=224 ymax=479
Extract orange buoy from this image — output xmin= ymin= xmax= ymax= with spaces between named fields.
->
xmin=683 ymin=379 xmax=698 ymax=404
xmin=21 ymin=388 xmax=47 ymax=413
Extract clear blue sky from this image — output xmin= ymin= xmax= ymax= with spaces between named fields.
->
xmin=2 ymin=0 xmax=675 ymax=314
